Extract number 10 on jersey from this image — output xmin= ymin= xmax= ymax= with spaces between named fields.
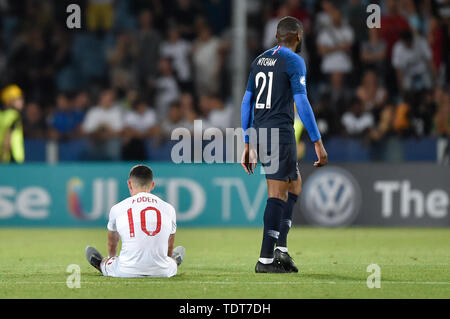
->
xmin=127 ymin=206 xmax=161 ymax=238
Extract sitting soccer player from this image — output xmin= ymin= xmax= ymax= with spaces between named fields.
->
xmin=85 ymin=165 xmax=185 ymax=277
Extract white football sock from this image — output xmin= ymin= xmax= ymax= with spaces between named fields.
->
xmin=276 ymin=246 xmax=288 ymax=253
xmin=259 ymin=258 xmax=274 ymax=264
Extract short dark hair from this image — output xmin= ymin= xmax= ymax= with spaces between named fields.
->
xmin=129 ymin=165 xmax=153 ymax=187
xmin=276 ymin=16 xmax=303 ymax=43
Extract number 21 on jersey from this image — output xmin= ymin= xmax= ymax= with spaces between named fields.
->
xmin=255 ymin=71 xmax=273 ymax=109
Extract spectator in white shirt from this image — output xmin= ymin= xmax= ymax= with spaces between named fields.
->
xmin=155 ymin=57 xmax=180 ymax=121
xmin=207 ymin=95 xmax=232 ymax=131
xmin=392 ymin=30 xmax=434 ymax=92
xmin=192 ymin=23 xmax=221 ymax=95
xmin=160 ymin=26 xmax=193 ymax=89
xmin=82 ymin=89 xmax=123 ymax=160
xmin=317 ymin=8 xmax=354 ymax=93
xmin=341 ymin=97 xmax=375 ymax=138
xmin=121 ymin=99 xmax=159 ymax=161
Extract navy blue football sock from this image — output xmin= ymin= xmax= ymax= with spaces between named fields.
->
xmin=259 ymin=197 xmax=286 ymax=259
xmin=276 ymin=192 xmax=298 ymax=248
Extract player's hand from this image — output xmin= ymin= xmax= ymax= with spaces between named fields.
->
xmin=313 ymin=139 xmax=328 ymax=167
xmin=241 ymin=143 xmax=257 ymax=175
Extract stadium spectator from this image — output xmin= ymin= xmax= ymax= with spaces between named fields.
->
xmin=360 ymin=28 xmax=387 ymax=77
xmin=433 ymin=89 xmax=450 ymax=136
xmin=314 ymin=92 xmax=337 ymax=138
xmin=380 ymin=0 xmax=410 ymax=58
xmin=134 ymin=10 xmax=161 ymax=90
xmin=49 ymin=93 xmax=84 ymax=142
xmin=285 ymin=0 xmax=311 ymax=34
xmin=368 ymin=102 xmax=396 ymax=161
xmin=342 ymin=0 xmax=367 ymax=42
xmin=198 ymin=94 xmax=213 ymax=127
xmin=23 ymin=102 xmax=46 ymax=139
xmin=179 ymin=92 xmax=199 ymax=133
xmin=341 ymin=97 xmax=375 ymax=138
xmin=86 ymin=0 xmax=114 ymax=32
xmin=155 ymin=57 xmax=181 ymax=121
xmin=317 ymin=8 xmax=354 ymax=98
xmin=400 ymin=0 xmax=422 ymax=33
xmin=169 ymin=0 xmax=201 ymax=40
xmin=192 ymin=22 xmax=222 ymax=95
xmin=81 ymin=89 xmax=123 ymax=161
xmin=72 ymin=91 xmax=91 ymax=114
xmin=121 ymin=99 xmax=159 ymax=161
xmin=7 ymin=28 xmax=55 ymax=105
xmin=162 ymin=101 xmax=184 ymax=137
xmin=426 ymin=16 xmax=444 ymax=72
xmin=160 ymin=26 xmax=193 ymax=90
xmin=410 ymin=90 xmax=437 ymax=136
xmin=392 ymin=94 xmax=414 ymax=136
xmin=263 ymin=4 xmax=290 ymax=50
xmin=314 ymin=0 xmax=335 ymax=32
xmin=203 ymin=0 xmax=231 ymax=35
xmin=380 ymin=0 xmax=411 ymax=95
xmin=107 ymin=32 xmax=137 ymax=92
xmin=207 ymin=95 xmax=233 ymax=131
xmin=356 ymin=70 xmax=388 ymax=112
xmin=392 ymin=30 xmax=434 ymax=92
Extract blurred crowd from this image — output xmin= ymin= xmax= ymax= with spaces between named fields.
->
xmin=0 ymin=0 xmax=449 ymax=161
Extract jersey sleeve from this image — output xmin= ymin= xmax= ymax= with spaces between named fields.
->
xmin=107 ymin=206 xmax=117 ymax=232
xmin=286 ymin=54 xmax=307 ymax=95
xmin=245 ymin=63 xmax=255 ymax=93
xmin=287 ymin=54 xmax=321 ymax=142
xmin=170 ymin=205 xmax=177 ymax=235
xmin=241 ymin=64 xmax=256 ymax=143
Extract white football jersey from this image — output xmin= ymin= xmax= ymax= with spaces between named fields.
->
xmin=107 ymin=192 xmax=177 ymax=276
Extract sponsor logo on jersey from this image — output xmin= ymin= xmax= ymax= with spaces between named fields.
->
xmin=300 ymin=75 xmax=306 ymax=86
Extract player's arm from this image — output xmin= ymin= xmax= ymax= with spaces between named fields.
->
xmin=106 ymin=206 xmax=120 ymax=257
xmin=168 ymin=206 xmax=177 ymax=257
xmin=288 ymin=56 xmax=328 ymax=167
xmin=240 ymin=67 xmax=257 ymax=174
xmin=107 ymin=230 xmax=120 ymax=257
xmin=168 ymin=234 xmax=175 ymax=257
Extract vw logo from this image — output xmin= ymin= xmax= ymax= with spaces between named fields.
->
xmin=300 ymin=167 xmax=361 ymax=227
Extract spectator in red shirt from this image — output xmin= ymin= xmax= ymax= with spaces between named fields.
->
xmin=286 ymin=0 xmax=311 ymax=34
xmin=380 ymin=0 xmax=410 ymax=59
xmin=427 ymin=16 xmax=443 ymax=71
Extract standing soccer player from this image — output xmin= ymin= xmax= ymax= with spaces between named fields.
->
xmin=85 ymin=165 xmax=185 ymax=277
xmin=241 ymin=17 xmax=328 ymax=273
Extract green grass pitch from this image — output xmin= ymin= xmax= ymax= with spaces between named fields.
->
xmin=0 ymin=227 xmax=449 ymax=298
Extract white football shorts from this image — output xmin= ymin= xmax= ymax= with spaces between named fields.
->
xmin=100 ymin=256 xmax=177 ymax=278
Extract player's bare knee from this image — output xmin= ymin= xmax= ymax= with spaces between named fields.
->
xmin=268 ymin=190 xmax=288 ymax=202
xmin=288 ymin=176 xmax=302 ymax=196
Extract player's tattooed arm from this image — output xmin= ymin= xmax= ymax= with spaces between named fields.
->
xmin=107 ymin=230 xmax=120 ymax=257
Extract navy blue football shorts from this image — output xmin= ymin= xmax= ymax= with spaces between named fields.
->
xmin=258 ymin=142 xmax=299 ymax=182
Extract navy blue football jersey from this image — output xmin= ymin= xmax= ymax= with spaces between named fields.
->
xmin=246 ymin=45 xmax=307 ymax=144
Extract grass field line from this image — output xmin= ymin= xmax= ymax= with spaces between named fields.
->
xmin=4 ymin=263 xmax=450 ymax=267
xmin=4 ymin=280 xmax=450 ymax=286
